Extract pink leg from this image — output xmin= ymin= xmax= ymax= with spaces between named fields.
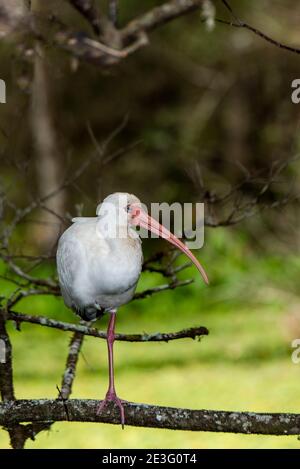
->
xmin=97 ymin=311 xmax=125 ymax=428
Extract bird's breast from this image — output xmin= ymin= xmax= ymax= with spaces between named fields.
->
xmin=86 ymin=236 xmax=143 ymax=296
xmin=58 ymin=221 xmax=143 ymax=310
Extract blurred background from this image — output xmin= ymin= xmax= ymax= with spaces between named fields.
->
xmin=0 ymin=0 xmax=300 ymax=448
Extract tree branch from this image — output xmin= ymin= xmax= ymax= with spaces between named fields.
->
xmin=188 ymin=158 xmax=297 ymax=229
xmin=0 ymin=310 xmax=28 ymax=449
xmin=1 ymin=399 xmax=300 ymax=435
xmin=121 ymin=0 xmax=204 ymax=41
xmin=42 ymin=1 xmax=206 ymax=67
xmin=0 ymin=312 xmax=15 ymax=401
xmin=60 ymin=331 xmax=84 ymax=399
xmin=133 ymin=279 xmax=194 ymax=300
xmin=68 ymin=0 xmax=104 ymax=35
xmin=108 ymin=0 xmax=118 ymax=27
xmin=6 ymin=311 xmax=209 ymax=342
xmin=218 ymin=0 xmax=300 ymax=56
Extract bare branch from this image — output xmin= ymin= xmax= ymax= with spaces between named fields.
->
xmin=0 ymin=310 xmax=29 ymax=449
xmin=0 ymin=312 xmax=15 ymax=401
xmin=218 ymin=0 xmax=300 ymax=56
xmin=79 ymin=33 xmax=148 ymax=59
xmin=37 ymin=1 xmax=205 ymax=67
xmin=60 ymin=331 xmax=84 ymax=399
xmin=68 ymin=0 xmax=104 ymax=35
xmin=122 ymin=0 xmax=204 ymax=41
xmin=2 ymin=257 xmax=58 ymax=290
xmin=6 ymin=311 xmax=209 ymax=342
xmin=28 ymin=0 xmax=300 ymax=72
xmin=108 ymin=0 xmax=118 ymax=27
xmin=188 ymin=158 xmax=297 ymax=228
xmin=1 ymin=399 xmax=300 ymax=435
xmin=6 ymin=288 xmax=59 ymax=310
xmin=133 ymin=279 xmax=194 ymax=300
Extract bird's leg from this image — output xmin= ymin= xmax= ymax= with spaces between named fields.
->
xmin=106 ymin=311 xmax=118 ymax=397
xmin=97 ymin=311 xmax=125 ymax=428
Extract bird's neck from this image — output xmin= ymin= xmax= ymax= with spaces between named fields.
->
xmin=96 ymin=216 xmax=138 ymax=242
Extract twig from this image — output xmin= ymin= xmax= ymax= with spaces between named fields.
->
xmin=3 ymin=277 xmax=192 ymax=310
xmin=0 ymin=310 xmax=28 ymax=449
xmin=60 ymin=331 xmax=84 ymax=399
xmin=68 ymin=0 xmax=104 ymax=35
xmin=2 ymin=258 xmax=57 ymax=289
xmin=122 ymin=0 xmax=205 ymax=40
xmin=188 ymin=157 xmax=296 ymax=228
xmin=46 ymin=1 xmax=205 ymax=66
xmin=7 ymin=288 xmax=60 ymax=310
xmin=133 ymin=279 xmax=194 ymax=300
xmin=218 ymin=0 xmax=300 ymax=56
xmin=108 ymin=0 xmax=118 ymax=27
xmin=6 ymin=311 xmax=209 ymax=342
xmin=0 ymin=312 xmax=15 ymax=401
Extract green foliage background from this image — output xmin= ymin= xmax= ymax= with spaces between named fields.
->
xmin=0 ymin=1 xmax=300 ymax=448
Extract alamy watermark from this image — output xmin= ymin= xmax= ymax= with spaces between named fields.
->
xmin=90 ymin=194 xmax=205 ymax=249
xmin=0 ymin=79 xmax=6 ymax=103
xmin=291 ymin=339 xmax=300 ymax=364
xmin=291 ymin=79 xmax=300 ymax=104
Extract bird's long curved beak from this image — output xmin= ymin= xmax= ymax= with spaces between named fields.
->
xmin=132 ymin=207 xmax=209 ymax=285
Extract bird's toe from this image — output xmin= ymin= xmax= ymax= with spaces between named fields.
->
xmin=97 ymin=392 xmax=126 ymax=428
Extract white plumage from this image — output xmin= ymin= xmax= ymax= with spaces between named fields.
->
xmin=56 ymin=193 xmax=143 ymax=319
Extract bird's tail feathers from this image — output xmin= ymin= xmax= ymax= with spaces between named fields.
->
xmin=74 ymin=304 xmax=105 ymax=322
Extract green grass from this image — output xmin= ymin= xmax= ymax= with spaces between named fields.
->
xmin=0 ymin=229 xmax=300 ymax=448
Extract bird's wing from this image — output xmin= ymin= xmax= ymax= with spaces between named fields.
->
xmin=56 ymin=221 xmax=111 ymax=309
xmin=56 ymin=233 xmax=81 ymax=308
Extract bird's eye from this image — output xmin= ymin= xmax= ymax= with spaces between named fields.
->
xmin=126 ymin=204 xmax=131 ymax=213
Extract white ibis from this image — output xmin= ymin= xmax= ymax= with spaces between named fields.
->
xmin=56 ymin=192 xmax=208 ymax=427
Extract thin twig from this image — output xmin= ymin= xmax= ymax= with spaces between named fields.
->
xmin=218 ymin=0 xmax=300 ymax=56
xmin=122 ymin=0 xmax=205 ymax=40
xmin=0 ymin=311 xmax=28 ymax=448
xmin=6 ymin=311 xmax=209 ymax=342
xmin=133 ymin=279 xmax=194 ymax=300
xmin=108 ymin=0 xmax=118 ymax=27
xmin=60 ymin=331 xmax=84 ymax=399
xmin=68 ymin=0 xmax=104 ymax=35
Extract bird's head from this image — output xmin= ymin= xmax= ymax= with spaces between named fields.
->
xmin=97 ymin=192 xmax=208 ymax=285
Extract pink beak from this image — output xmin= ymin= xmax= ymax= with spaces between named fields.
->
xmin=131 ymin=206 xmax=209 ymax=285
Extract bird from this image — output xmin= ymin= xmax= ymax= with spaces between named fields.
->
xmin=56 ymin=192 xmax=208 ymax=427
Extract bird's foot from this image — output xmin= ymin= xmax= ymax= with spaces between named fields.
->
xmin=97 ymin=391 xmax=126 ymax=429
